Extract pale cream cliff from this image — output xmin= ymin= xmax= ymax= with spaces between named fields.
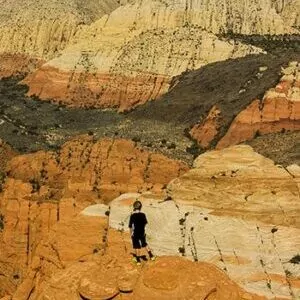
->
xmin=23 ymin=26 xmax=262 ymax=110
xmin=0 ymin=0 xmax=122 ymax=77
xmin=22 ymin=0 xmax=274 ymax=110
xmin=6 ymin=0 xmax=300 ymax=109
xmin=275 ymin=0 xmax=300 ymax=29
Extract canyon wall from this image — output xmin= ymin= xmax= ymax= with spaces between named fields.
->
xmin=22 ymin=0 xmax=300 ymax=111
xmin=23 ymin=27 xmax=262 ymax=111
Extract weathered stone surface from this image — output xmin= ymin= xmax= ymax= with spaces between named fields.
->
xmin=5 ymin=145 xmax=297 ymax=299
xmin=0 ymin=136 xmax=187 ymax=297
xmin=27 ymin=246 xmax=263 ymax=300
xmin=5 ymin=207 xmax=262 ymax=300
xmin=6 ymin=136 xmax=188 ymax=203
xmin=21 ymin=0 xmax=299 ymax=109
xmin=190 ymin=105 xmax=221 ymax=149
xmin=0 ymin=139 xmax=16 ymax=171
xmin=0 ymin=0 xmax=122 ymax=77
xmin=108 ymin=145 xmax=300 ymax=299
xmin=132 ymin=257 xmax=264 ymax=300
xmin=11 ymin=214 xmax=108 ymax=300
xmin=0 ymin=54 xmax=44 ymax=78
xmin=278 ymin=0 xmax=300 ymax=29
xmin=217 ymin=62 xmax=300 ymax=149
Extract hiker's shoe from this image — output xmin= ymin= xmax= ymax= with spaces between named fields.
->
xmin=149 ymin=255 xmax=156 ymax=261
xmin=132 ymin=257 xmax=141 ymax=265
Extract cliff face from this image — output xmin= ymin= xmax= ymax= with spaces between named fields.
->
xmin=277 ymin=0 xmax=300 ymax=29
xmin=217 ymin=61 xmax=300 ymax=149
xmin=0 ymin=0 xmax=121 ymax=77
xmin=189 ymin=61 xmax=300 ymax=150
xmin=189 ymin=106 xmax=222 ymax=149
xmin=23 ymin=27 xmax=262 ymax=111
xmin=3 ymin=0 xmax=299 ymax=108
xmin=0 ymin=136 xmax=188 ymax=297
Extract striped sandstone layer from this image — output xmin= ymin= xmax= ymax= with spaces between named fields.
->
xmin=190 ymin=61 xmax=300 ymax=149
xmin=23 ymin=27 xmax=262 ymax=111
xmin=0 ymin=0 xmax=122 ymax=78
xmin=217 ymin=61 xmax=300 ymax=149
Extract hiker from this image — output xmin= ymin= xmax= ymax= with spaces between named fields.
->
xmin=129 ymin=200 xmax=155 ymax=265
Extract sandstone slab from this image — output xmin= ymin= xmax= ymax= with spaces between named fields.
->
xmin=108 ymin=145 xmax=300 ymax=299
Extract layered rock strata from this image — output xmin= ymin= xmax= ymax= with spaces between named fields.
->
xmin=189 ymin=105 xmax=222 ymax=149
xmin=23 ymin=27 xmax=262 ymax=111
xmin=0 ymin=0 xmax=121 ymax=77
xmin=0 ymin=136 xmax=188 ymax=297
xmin=1 ymin=144 xmax=299 ymax=299
xmin=277 ymin=0 xmax=300 ymax=29
xmin=217 ymin=61 xmax=300 ymax=149
xmin=2 ymin=0 xmax=299 ymax=103
xmin=108 ymin=145 xmax=300 ymax=299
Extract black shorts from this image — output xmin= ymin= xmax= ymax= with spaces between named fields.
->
xmin=132 ymin=234 xmax=147 ymax=249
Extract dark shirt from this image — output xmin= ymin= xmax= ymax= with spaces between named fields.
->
xmin=129 ymin=211 xmax=148 ymax=236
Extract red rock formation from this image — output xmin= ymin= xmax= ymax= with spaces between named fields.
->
xmin=0 ymin=54 xmax=44 ymax=79
xmin=217 ymin=62 xmax=300 ymax=149
xmin=189 ymin=106 xmax=221 ymax=149
xmin=10 ymin=218 xmax=265 ymax=300
xmin=6 ymin=136 xmax=188 ymax=202
xmin=0 ymin=139 xmax=16 ymax=171
xmin=23 ymin=67 xmax=170 ymax=111
xmin=0 ymin=136 xmax=188 ymax=297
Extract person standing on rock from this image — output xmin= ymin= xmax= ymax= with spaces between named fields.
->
xmin=129 ymin=200 xmax=155 ymax=265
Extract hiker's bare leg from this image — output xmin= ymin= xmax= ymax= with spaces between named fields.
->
xmin=145 ymin=245 xmax=155 ymax=259
xmin=136 ymin=248 xmax=141 ymax=257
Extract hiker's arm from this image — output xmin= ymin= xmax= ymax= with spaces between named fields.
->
xmin=129 ymin=215 xmax=133 ymax=235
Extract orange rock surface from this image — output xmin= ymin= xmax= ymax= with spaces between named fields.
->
xmin=0 ymin=54 xmax=44 ymax=79
xmin=11 ymin=220 xmax=264 ymax=300
xmin=0 ymin=136 xmax=188 ymax=297
xmin=190 ymin=105 xmax=221 ymax=149
xmin=0 ymin=139 xmax=16 ymax=171
xmin=217 ymin=62 xmax=300 ymax=149
xmin=23 ymin=67 xmax=170 ymax=111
